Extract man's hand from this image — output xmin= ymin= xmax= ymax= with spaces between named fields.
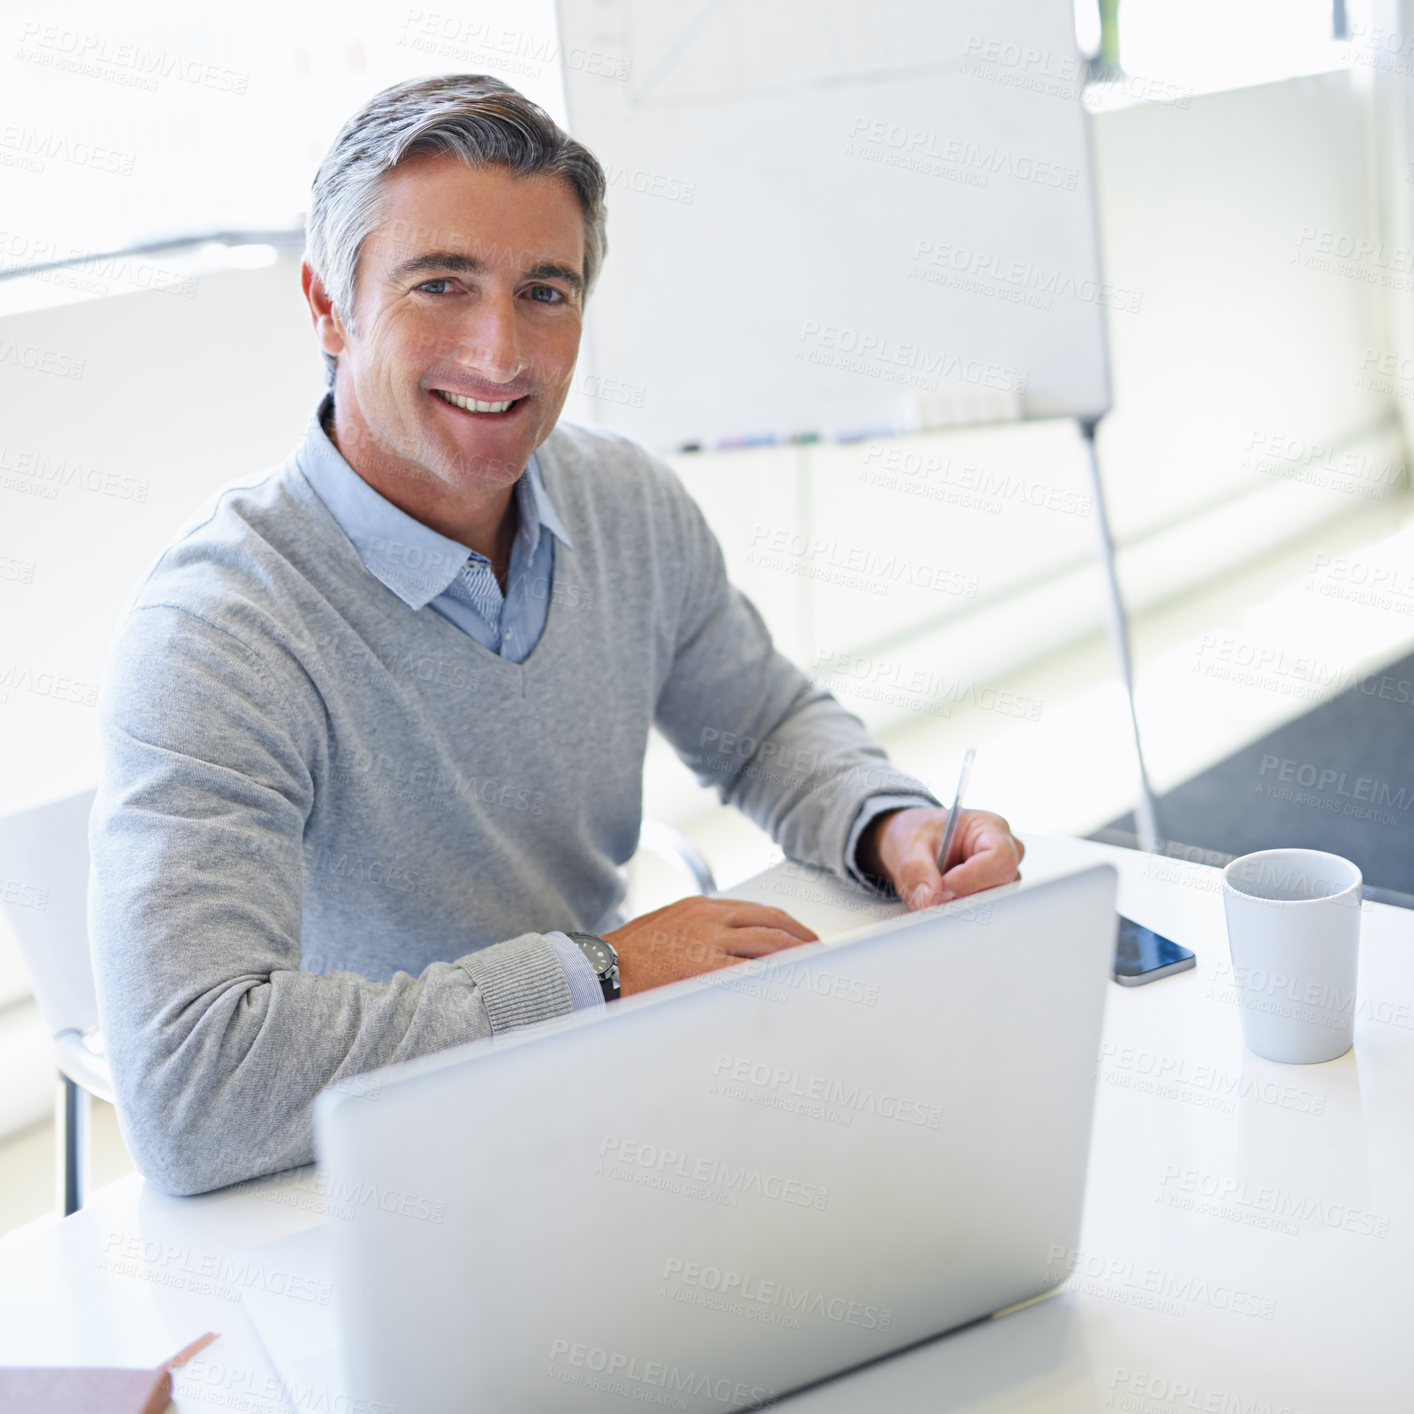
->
xmin=858 ymin=807 xmax=1024 ymax=910
xmin=604 ymin=897 xmax=819 ymax=997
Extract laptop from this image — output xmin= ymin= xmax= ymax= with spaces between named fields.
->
xmin=312 ymin=861 xmax=1117 ymax=1413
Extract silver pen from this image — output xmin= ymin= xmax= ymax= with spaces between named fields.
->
xmin=935 ymin=748 xmax=976 ymax=875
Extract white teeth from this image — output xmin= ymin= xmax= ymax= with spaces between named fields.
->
xmin=435 ymin=389 xmax=515 ymax=413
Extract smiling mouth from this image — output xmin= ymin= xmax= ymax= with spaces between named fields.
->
xmin=432 ymin=388 xmax=524 ymax=415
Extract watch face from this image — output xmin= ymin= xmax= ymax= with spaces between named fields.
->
xmin=580 ymin=940 xmax=611 ymax=975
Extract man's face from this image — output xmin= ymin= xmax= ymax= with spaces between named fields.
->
xmin=322 ymin=153 xmax=586 ymax=501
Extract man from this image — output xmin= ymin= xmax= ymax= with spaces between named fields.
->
xmin=89 ymin=74 xmax=1023 ymax=1196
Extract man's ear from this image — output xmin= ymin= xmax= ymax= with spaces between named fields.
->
xmin=301 ymin=260 xmax=347 ymax=359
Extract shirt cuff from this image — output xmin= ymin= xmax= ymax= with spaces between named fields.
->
xmin=844 ymin=793 xmax=942 ymax=897
xmin=546 ymin=930 xmax=607 ymax=1010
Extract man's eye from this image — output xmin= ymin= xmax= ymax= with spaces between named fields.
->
xmin=417 ymin=278 xmax=453 ymax=295
xmin=527 ymin=284 xmax=564 ymax=304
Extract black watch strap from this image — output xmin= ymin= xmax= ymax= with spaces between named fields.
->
xmin=566 ymin=931 xmax=620 ymax=1002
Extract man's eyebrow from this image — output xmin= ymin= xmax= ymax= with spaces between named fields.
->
xmin=390 ymin=251 xmax=584 ymax=296
xmin=388 ymin=252 xmax=485 ymax=284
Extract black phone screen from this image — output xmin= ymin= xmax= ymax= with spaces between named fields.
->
xmin=1113 ymin=914 xmax=1196 ymax=986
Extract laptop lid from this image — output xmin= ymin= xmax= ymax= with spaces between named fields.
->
xmin=314 ymin=863 xmax=1117 ymax=1413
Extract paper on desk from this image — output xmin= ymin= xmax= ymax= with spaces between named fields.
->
xmin=715 ymin=858 xmax=908 ymax=939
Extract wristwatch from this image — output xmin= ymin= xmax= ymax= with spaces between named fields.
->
xmin=566 ymin=931 xmax=620 ymax=1002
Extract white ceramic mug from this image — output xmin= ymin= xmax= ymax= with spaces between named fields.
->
xmin=1221 ymin=849 xmax=1362 ymax=1064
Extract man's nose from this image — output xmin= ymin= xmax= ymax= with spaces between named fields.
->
xmin=451 ymin=293 xmax=522 ymax=383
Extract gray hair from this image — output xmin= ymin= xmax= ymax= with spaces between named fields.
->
xmin=305 ymin=74 xmax=607 ymax=389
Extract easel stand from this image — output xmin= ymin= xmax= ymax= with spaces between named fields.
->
xmin=1079 ymin=416 xmax=1160 ymax=853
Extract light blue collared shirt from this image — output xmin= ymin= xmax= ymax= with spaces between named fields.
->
xmin=301 ymin=395 xmax=573 ymax=665
xmin=298 ymin=395 xmax=605 ymax=1009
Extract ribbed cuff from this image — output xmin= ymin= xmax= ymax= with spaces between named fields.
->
xmin=456 ymin=931 xmax=577 ymax=1034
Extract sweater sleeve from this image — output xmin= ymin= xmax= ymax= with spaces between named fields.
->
xmin=89 ymin=603 xmax=577 ymax=1196
xmin=650 ymin=474 xmax=941 ymax=885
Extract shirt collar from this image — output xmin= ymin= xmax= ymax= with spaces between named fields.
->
xmin=296 ymin=393 xmax=572 ymax=610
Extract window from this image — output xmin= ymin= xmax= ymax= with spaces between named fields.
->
xmin=1 ymin=0 xmax=565 ymax=281
xmin=1076 ymin=0 xmax=1379 ymax=104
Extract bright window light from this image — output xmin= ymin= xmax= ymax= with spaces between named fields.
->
xmin=0 ymin=0 xmax=566 ymax=276
xmin=1114 ymin=0 xmax=1376 ymax=95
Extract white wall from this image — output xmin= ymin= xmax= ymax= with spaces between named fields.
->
xmin=0 ymin=255 xmax=327 ymax=809
xmin=1095 ymin=70 xmax=1395 ymax=538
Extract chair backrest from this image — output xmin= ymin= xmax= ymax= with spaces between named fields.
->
xmin=0 ymin=787 xmax=99 ymax=1041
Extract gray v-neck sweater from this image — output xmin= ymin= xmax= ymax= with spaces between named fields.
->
xmin=89 ymin=415 xmax=937 ymax=1194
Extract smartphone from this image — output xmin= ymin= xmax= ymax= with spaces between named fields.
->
xmin=1112 ymin=914 xmax=1196 ymax=986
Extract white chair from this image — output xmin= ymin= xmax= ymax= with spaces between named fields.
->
xmin=0 ymin=788 xmax=715 ymax=1216
xmin=634 ymin=818 xmax=717 ymax=897
xmin=0 ymin=787 xmax=109 ymax=1217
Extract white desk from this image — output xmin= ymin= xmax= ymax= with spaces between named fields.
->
xmin=1 ymin=836 xmax=1410 ymax=1412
